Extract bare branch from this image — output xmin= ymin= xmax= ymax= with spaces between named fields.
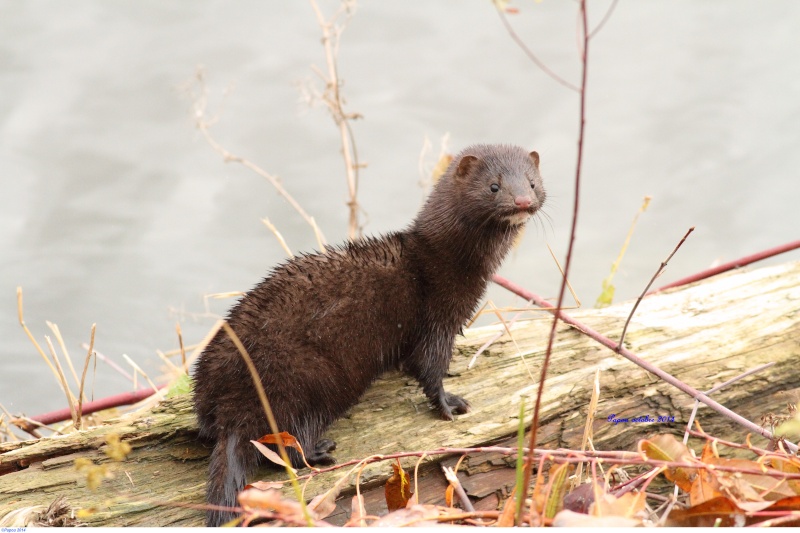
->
xmin=308 ymin=0 xmax=363 ymax=240
xmin=617 ymin=227 xmax=694 ymax=348
xmin=519 ymin=0 xmax=589 ymax=524
xmin=495 ymin=5 xmax=580 ymax=93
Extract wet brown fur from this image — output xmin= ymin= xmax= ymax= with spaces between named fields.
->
xmin=193 ymin=144 xmax=545 ymax=525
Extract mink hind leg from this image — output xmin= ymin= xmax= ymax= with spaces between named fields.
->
xmin=307 ymin=438 xmax=337 ymax=465
xmin=285 ymin=421 xmax=338 ymax=467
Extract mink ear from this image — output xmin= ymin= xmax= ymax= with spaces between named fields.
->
xmin=529 ymin=151 xmax=540 ymax=169
xmin=455 ymin=154 xmax=480 ymax=180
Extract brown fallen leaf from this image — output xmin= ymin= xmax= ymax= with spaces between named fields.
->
xmin=496 ymin=486 xmax=517 ymax=527
xmin=666 ymin=495 xmax=745 ymax=527
xmin=257 ymin=431 xmax=309 ymax=465
xmin=308 ymin=469 xmax=352 ymax=520
xmin=765 ymin=455 xmax=800 ymax=494
xmin=238 ymin=487 xmax=303 ymax=519
xmin=591 ymin=491 xmax=646 ymax=519
xmin=639 ymin=433 xmax=696 ymax=491
xmin=347 ymin=494 xmax=367 ymax=527
xmin=370 ymin=504 xmax=440 ymax=527
xmin=250 ymin=440 xmax=296 ymax=474
xmin=385 ymin=459 xmax=412 ymax=511
xmin=553 ymin=509 xmax=641 ymax=528
xmin=244 ymin=480 xmax=285 ymax=492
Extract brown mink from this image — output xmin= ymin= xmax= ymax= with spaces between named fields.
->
xmin=193 ymin=144 xmax=546 ymax=526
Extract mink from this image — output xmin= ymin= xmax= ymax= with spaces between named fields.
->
xmin=193 ymin=144 xmax=546 ymax=526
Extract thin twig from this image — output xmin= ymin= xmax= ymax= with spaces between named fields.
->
xmin=519 ymin=0 xmax=589 ymax=525
xmin=76 ymin=323 xmax=96 ymax=431
xmin=617 ymin=227 xmax=694 ymax=349
xmin=11 ymin=415 xmax=64 ymax=436
xmin=588 ymin=0 xmax=619 ymax=39
xmin=467 ymin=242 xmax=581 ymax=369
xmin=681 ymin=361 xmax=775 ymax=446
xmin=156 ymin=349 xmax=183 ymax=375
xmin=44 ymin=336 xmax=78 ymax=426
xmin=80 ymin=345 xmax=141 ymax=388
xmin=574 ymin=369 xmax=601 ymax=488
xmin=651 ymin=239 xmax=800 ymax=294
xmin=46 ymin=321 xmax=85 ymax=402
xmin=495 ymin=5 xmax=580 ymax=93
xmin=262 ymin=217 xmax=294 ymax=258
xmin=16 ymin=287 xmax=63 ymax=392
xmin=467 ymin=302 xmax=530 ymax=370
xmin=442 ymin=466 xmax=475 ymax=512
xmin=308 ymin=0 xmax=362 ymax=240
xmin=122 ymin=354 xmax=162 ymax=398
xmin=0 ymin=404 xmax=22 ymax=441
xmin=176 ymin=323 xmax=187 ymax=371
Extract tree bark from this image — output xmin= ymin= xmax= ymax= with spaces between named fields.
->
xmin=1 ymin=260 xmax=798 ymax=526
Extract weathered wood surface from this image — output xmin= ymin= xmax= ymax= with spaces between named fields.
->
xmin=1 ymin=260 xmax=798 ymax=526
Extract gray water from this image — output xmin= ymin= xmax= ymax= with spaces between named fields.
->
xmin=2 ymin=1 xmax=799 ymax=421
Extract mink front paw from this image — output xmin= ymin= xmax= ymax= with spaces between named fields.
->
xmin=437 ymin=392 xmax=470 ymax=421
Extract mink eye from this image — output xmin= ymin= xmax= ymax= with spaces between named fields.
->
xmin=530 ymin=181 xmax=536 ymax=189
xmin=490 ymin=183 xmax=500 ymax=193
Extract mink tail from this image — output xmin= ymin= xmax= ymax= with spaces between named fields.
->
xmin=205 ymin=432 xmax=258 ymax=527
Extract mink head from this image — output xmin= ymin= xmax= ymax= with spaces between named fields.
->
xmin=439 ymin=144 xmax=545 ymax=228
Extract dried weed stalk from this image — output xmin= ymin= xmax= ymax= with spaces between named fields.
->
xmin=307 ymin=0 xmax=364 ymax=240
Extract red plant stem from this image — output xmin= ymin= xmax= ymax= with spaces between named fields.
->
xmin=29 ymin=385 xmax=166 ymax=426
xmin=491 ymin=273 xmax=798 ymax=454
xmin=517 ymin=0 xmax=589 ymax=525
xmin=650 ymin=239 xmax=800 ymax=294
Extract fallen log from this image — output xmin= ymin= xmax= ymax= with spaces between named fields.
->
xmin=1 ymin=259 xmax=798 ymax=526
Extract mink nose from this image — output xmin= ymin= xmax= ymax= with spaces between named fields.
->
xmin=514 ymin=196 xmax=533 ymax=210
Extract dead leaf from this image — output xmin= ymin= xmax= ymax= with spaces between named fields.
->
xmin=256 ymin=431 xmax=309 ymax=465
xmin=385 ymin=459 xmax=412 ymax=511
xmin=347 ymin=494 xmax=367 ymax=527
xmin=371 ymin=504 xmax=440 ymax=527
xmin=666 ymin=496 xmax=744 ymax=527
xmin=713 ymin=457 xmax=794 ymax=501
xmin=692 ymin=455 xmax=795 ymax=505
xmin=553 ymin=509 xmax=641 ymax=527
xmin=544 ymin=463 xmax=571 ymax=518
xmin=245 ymin=480 xmax=285 ymax=491
xmin=639 ymin=434 xmax=696 ymax=491
xmin=762 ymin=495 xmax=800 ymax=513
xmin=591 ymin=491 xmax=646 ymax=519
xmin=444 ymin=485 xmax=454 ymax=508
xmin=250 ymin=440 xmax=296 ymax=474
xmin=257 ymin=431 xmax=301 ymax=450
xmin=238 ymin=488 xmax=303 ymax=520
xmin=308 ymin=469 xmax=352 ymax=520
xmin=765 ymin=455 xmax=800 ymax=494
xmin=496 ymin=486 xmax=517 ymax=527
xmin=689 ymin=466 xmax=724 ymax=506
